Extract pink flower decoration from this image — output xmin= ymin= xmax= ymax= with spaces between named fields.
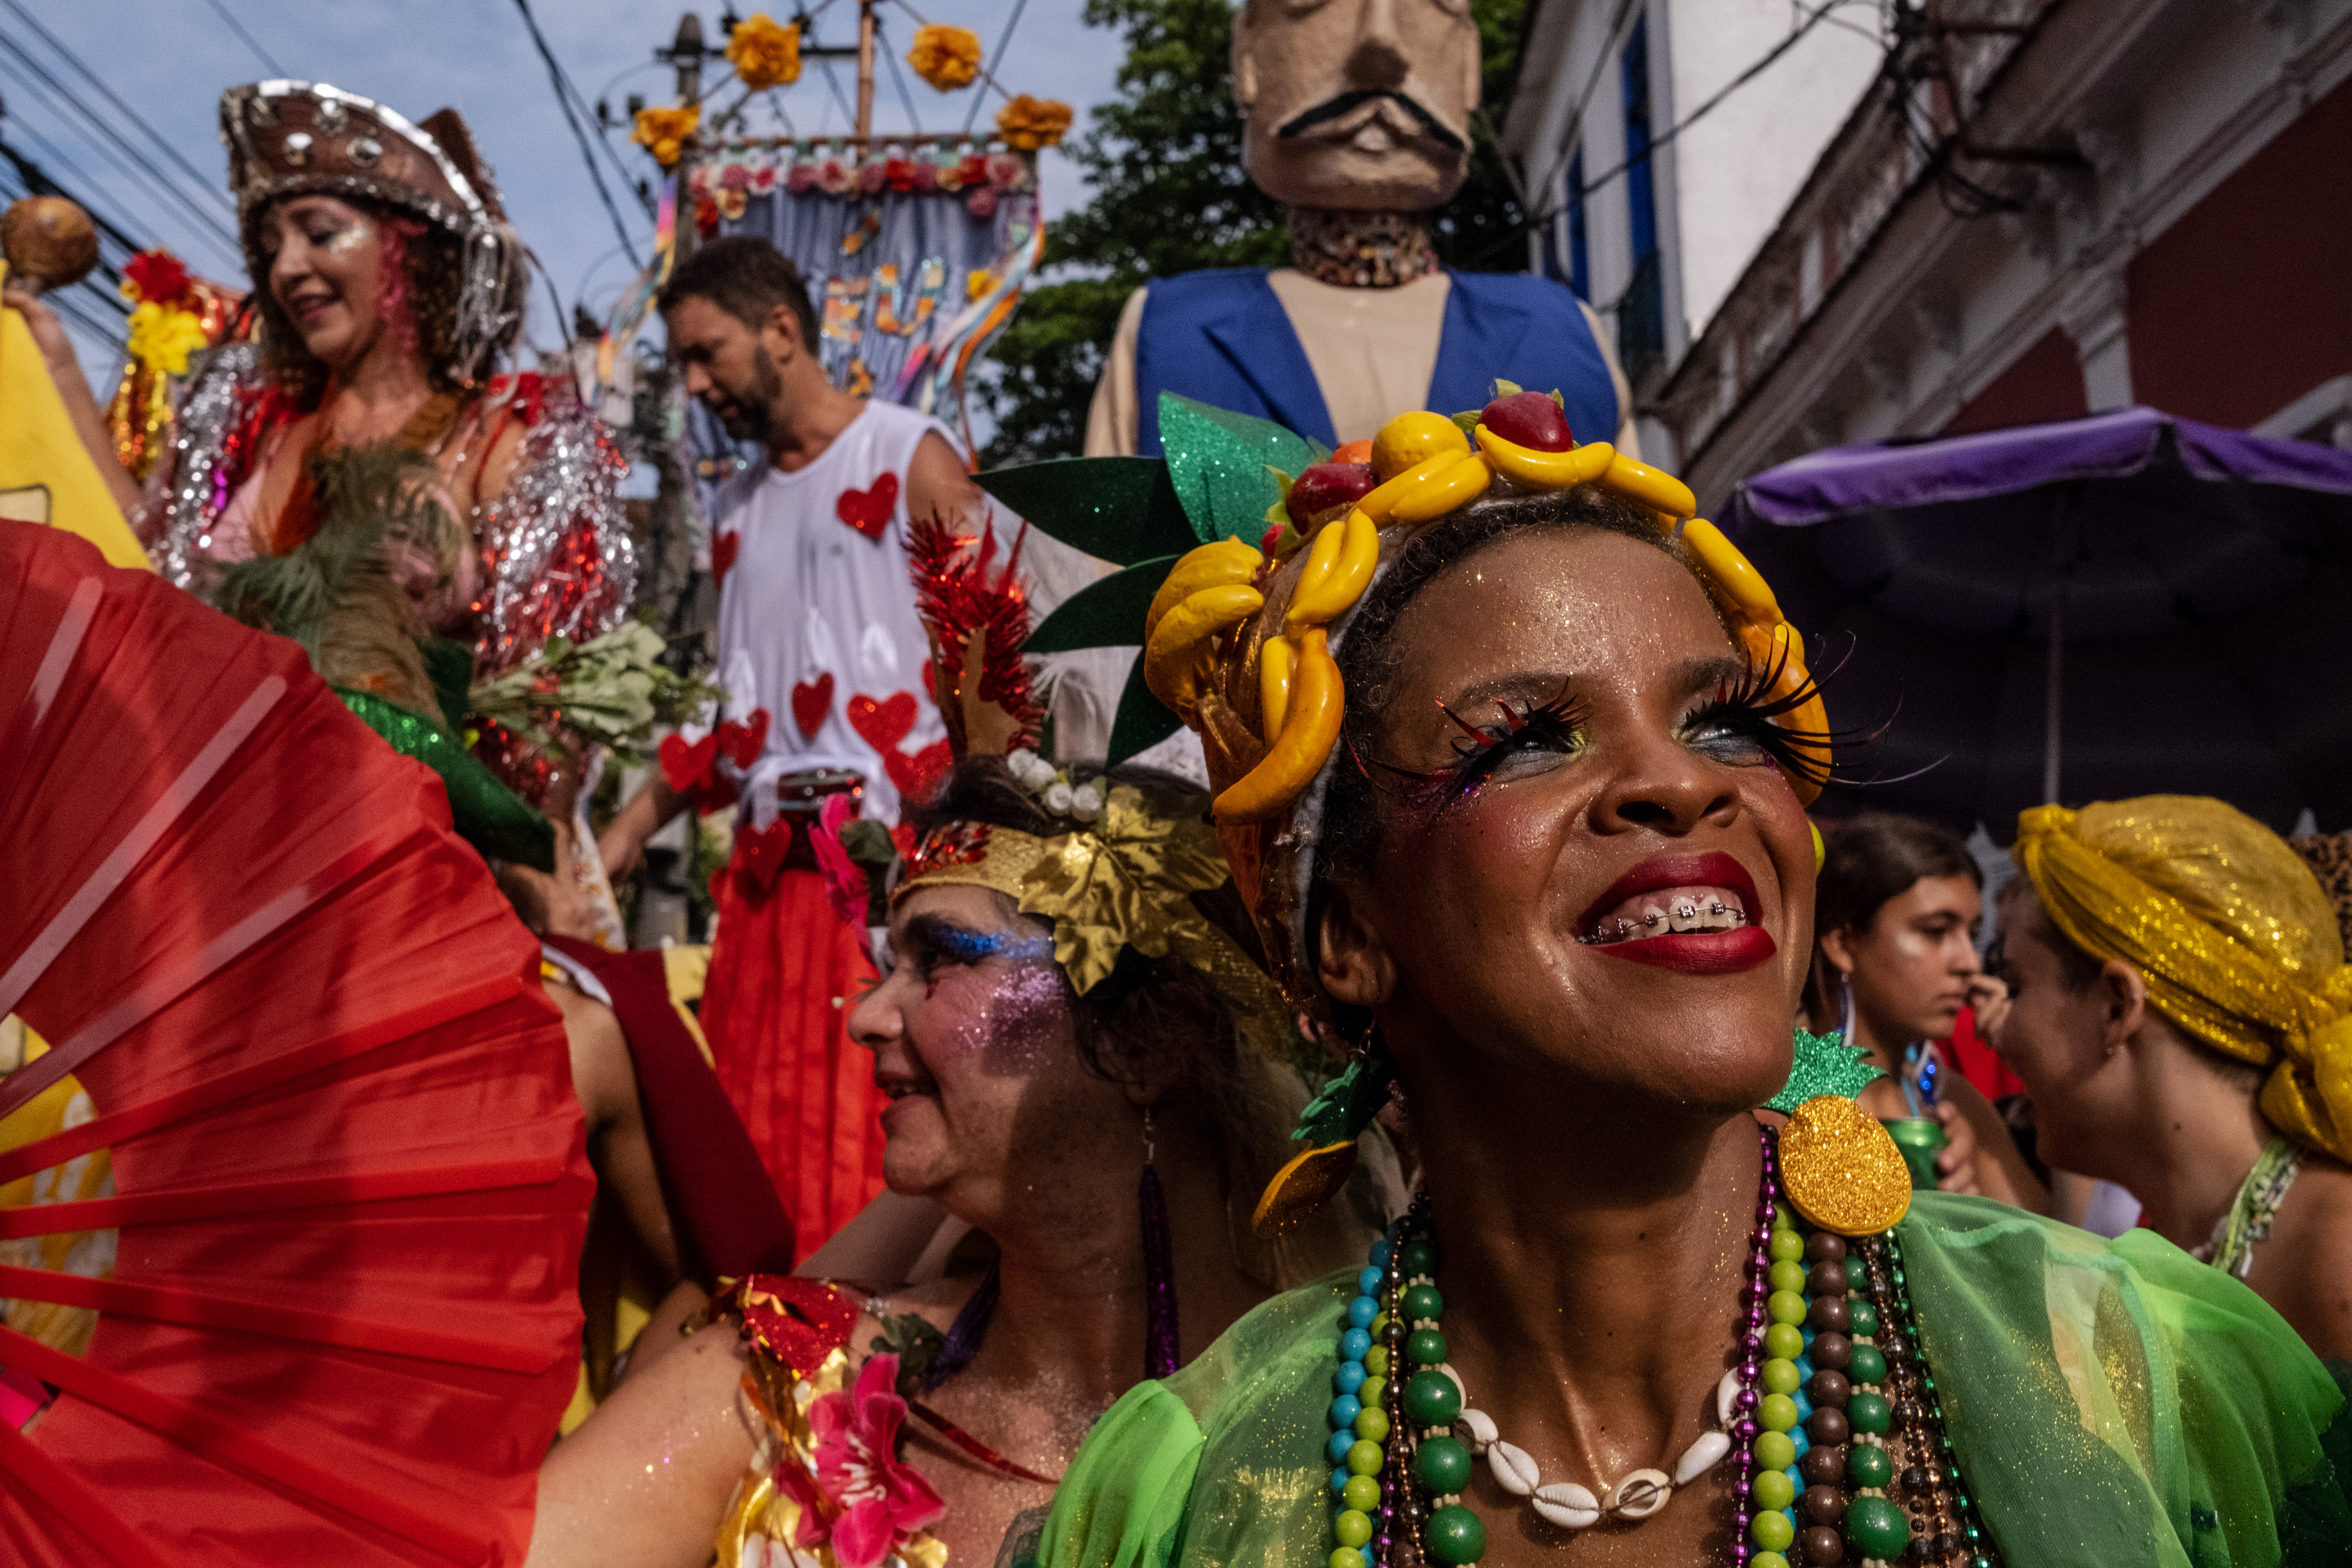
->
xmin=817 ymin=157 xmax=857 ymax=196
xmin=859 ymin=159 xmax=888 ymax=194
xmin=911 ymin=161 xmax=939 ymax=193
xmin=720 ymin=162 xmax=753 ymax=191
xmin=775 ymin=1354 xmax=944 ymax=1568
xmin=752 ymin=164 xmax=778 ymax=193
xmin=984 ymin=152 xmax=1023 ymax=190
xmin=812 ymin=793 xmax=869 ymax=935
xmin=965 ymin=186 xmax=998 ymax=219
xmin=786 ymin=162 xmax=818 ymax=194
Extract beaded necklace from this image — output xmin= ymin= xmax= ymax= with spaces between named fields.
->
xmin=1323 ymin=1127 xmax=2003 ymax=1568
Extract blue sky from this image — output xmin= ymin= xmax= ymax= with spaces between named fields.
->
xmin=8 ymin=1 xmax=1127 ymax=386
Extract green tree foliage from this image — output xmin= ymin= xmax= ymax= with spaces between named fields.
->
xmin=980 ymin=0 xmax=1530 ymax=464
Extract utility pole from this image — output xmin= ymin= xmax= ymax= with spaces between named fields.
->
xmin=659 ymin=11 xmax=708 ymax=260
xmin=855 ymin=0 xmax=876 ymax=144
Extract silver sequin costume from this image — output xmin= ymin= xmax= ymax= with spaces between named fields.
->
xmin=144 ymin=343 xmax=636 ymax=678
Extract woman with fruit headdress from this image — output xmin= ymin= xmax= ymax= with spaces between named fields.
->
xmin=525 ymin=512 xmax=1386 ymax=1568
xmin=1008 ymin=391 xmax=2352 ymax=1568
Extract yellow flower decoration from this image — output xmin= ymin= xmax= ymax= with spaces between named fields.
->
xmin=906 ymin=24 xmax=983 ymax=92
xmin=125 ymin=301 xmax=209 ymax=377
xmin=631 ymin=104 xmax=701 ymax=168
xmin=727 ymin=13 xmax=802 ymax=91
xmin=1020 ymin=785 xmax=1233 ymax=996
xmin=994 ymin=95 xmax=1073 ymax=150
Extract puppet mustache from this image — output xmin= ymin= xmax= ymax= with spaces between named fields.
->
xmin=1276 ymin=89 xmax=1467 ymax=152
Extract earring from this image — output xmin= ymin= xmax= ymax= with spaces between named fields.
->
xmin=1252 ymin=1021 xmax=1395 ymax=1237
xmin=1139 ymin=1107 xmax=1179 ymax=1380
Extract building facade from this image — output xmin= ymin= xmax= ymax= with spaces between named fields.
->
xmin=1505 ymin=0 xmax=2352 ymax=508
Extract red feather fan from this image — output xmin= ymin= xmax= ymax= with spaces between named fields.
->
xmin=0 ymin=524 xmax=588 ymax=1565
xmin=906 ymin=509 xmax=1041 ymax=760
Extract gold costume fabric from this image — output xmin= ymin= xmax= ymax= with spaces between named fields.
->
xmin=2013 ymin=796 xmax=2352 ymax=1162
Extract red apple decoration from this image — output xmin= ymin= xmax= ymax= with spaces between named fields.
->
xmin=1480 ymin=390 xmax=1575 ymax=452
xmin=1285 ymin=461 xmax=1378 ymax=522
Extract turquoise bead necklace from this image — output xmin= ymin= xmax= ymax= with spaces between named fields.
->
xmin=1323 ymin=1127 xmax=2000 ymax=1568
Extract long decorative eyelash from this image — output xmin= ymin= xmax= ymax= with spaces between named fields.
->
xmin=1369 ymin=689 xmax=1592 ymax=802
xmin=1693 ymin=635 xmax=1882 ymax=791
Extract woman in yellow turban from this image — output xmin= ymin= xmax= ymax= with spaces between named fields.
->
xmin=1998 ymin=795 xmax=2352 ymax=1359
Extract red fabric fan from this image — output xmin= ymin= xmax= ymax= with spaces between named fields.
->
xmin=0 ymin=524 xmax=590 ymax=1565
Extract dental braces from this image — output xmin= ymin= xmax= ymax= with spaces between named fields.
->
xmin=1579 ymin=900 xmax=1748 ymax=945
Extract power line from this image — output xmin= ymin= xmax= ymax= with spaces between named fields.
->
xmin=0 ymin=54 xmax=247 ymax=271
xmin=197 ymin=0 xmax=290 ymax=78
xmin=510 ymin=0 xmax=645 ymax=267
xmin=0 ymin=133 xmax=152 ymax=263
xmin=0 ymin=1 xmax=237 ymax=218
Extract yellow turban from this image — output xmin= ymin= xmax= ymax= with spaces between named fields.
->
xmin=2013 ymin=796 xmax=2352 ymax=1162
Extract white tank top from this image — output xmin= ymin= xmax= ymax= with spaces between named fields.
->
xmin=704 ymin=401 xmax=955 ymax=827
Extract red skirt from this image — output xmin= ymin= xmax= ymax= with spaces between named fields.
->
xmin=701 ymin=862 xmax=885 ymax=1263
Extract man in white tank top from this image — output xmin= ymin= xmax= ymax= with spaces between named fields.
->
xmin=599 ymin=237 xmax=997 ymax=1255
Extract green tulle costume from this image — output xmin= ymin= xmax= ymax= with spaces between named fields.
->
xmin=1039 ymin=1194 xmax=2352 ymax=1568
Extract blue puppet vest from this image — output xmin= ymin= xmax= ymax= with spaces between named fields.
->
xmin=1132 ymin=268 xmax=1620 ymax=458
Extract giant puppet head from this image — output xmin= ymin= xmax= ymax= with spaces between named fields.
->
xmin=1232 ymin=0 xmax=1480 ymax=212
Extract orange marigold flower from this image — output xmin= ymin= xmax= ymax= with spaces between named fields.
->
xmin=631 ymin=104 xmax=701 ymax=167
xmin=994 ymin=95 xmax=1072 ymax=151
xmin=907 ymin=24 xmax=983 ymax=92
xmin=727 ymin=12 xmax=802 ymax=91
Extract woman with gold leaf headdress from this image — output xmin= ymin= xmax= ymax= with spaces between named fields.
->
xmin=524 ymin=518 xmax=1379 ymax=1568
xmin=1020 ymin=395 xmax=2352 ymax=1568
xmin=1994 ymin=795 xmax=2352 ymax=1359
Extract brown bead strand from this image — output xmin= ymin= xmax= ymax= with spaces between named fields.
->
xmin=1384 ymin=1259 xmax=1426 ymax=1568
xmin=1851 ymin=1237 xmax=2002 ymax=1567
xmin=1797 ymin=1230 xmax=1854 ymax=1565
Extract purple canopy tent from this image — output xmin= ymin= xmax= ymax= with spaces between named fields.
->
xmin=1722 ymin=407 xmax=2352 ymax=835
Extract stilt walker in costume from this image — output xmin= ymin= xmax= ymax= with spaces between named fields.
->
xmin=533 ymin=507 xmax=1382 ymax=1568
xmin=1085 ymin=0 xmax=1634 ymax=462
xmin=1015 ymin=397 xmax=2352 ymax=1566
xmin=599 ymin=236 xmax=997 ymax=1258
xmin=130 ymin=82 xmax=642 ymax=928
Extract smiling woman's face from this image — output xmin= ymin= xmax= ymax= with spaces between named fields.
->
xmin=849 ymin=884 xmax=1132 ymax=1222
xmin=257 ymin=195 xmax=392 ymax=372
xmin=1324 ymin=527 xmax=1816 ymax=1115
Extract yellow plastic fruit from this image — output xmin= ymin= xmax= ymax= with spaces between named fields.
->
xmin=1144 ymin=584 xmax=1262 ymax=711
xmin=1602 ymin=452 xmax=1697 ymax=521
xmin=1216 ymin=628 xmax=1342 ymax=823
xmin=1145 ymin=537 xmax=1264 ymax=643
xmin=1683 ymin=519 xmax=1779 ymax=625
xmin=1386 ymin=452 xmax=1493 ymax=525
xmin=1473 ymin=426 xmax=1615 ymax=491
xmin=1286 ymin=507 xmax=1379 ymax=631
xmin=1370 ymin=410 xmax=1472 ymax=481
xmin=1357 ymin=451 xmax=1463 ymax=524
xmin=1260 ymin=632 xmax=1295 ymax=743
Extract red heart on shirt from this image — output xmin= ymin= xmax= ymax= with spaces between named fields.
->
xmin=846 ymin=690 xmax=916 ymax=753
xmin=790 ymin=675 xmax=833 ymax=740
xmin=733 ymin=820 xmax=794 ymax=896
xmin=717 ymin=707 xmax=770 ymax=769
xmin=712 ymin=530 xmax=741 ymax=589
xmin=836 ymin=473 xmax=899 ymax=541
xmin=657 ymin=730 xmax=719 ymax=795
xmin=886 ymin=739 xmax=954 ymax=804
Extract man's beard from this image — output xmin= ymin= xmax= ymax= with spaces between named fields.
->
xmin=714 ymin=345 xmax=787 ymax=440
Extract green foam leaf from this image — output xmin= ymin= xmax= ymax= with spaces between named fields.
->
xmin=978 ymin=458 xmax=1196 ymax=566
xmin=1762 ymin=1027 xmax=1886 ymax=1114
xmin=1105 ymin=649 xmax=1182 ymax=766
xmin=1027 ymin=556 xmax=1176 ymax=654
xmin=1158 ymin=394 xmax=1328 ymax=546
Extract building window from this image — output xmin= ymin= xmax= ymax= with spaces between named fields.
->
xmin=1619 ymin=14 xmax=1665 ymax=377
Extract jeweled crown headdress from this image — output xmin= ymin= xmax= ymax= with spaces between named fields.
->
xmin=219 ymin=81 xmax=526 ymax=381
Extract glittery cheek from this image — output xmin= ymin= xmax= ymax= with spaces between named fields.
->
xmin=323 ymin=219 xmax=374 ymax=256
xmin=975 ymin=959 xmax=1073 ymax=1073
